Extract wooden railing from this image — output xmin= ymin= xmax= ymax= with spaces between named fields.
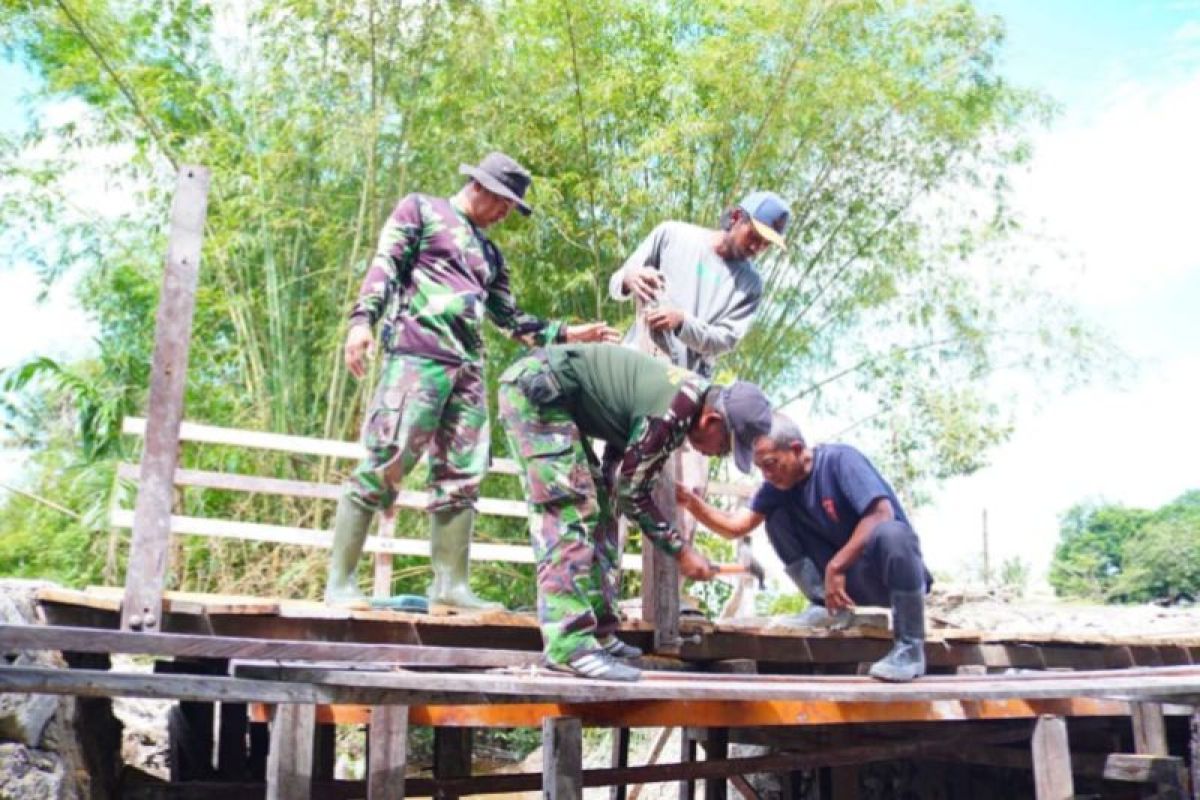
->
xmin=114 ymin=416 xmax=754 ymax=600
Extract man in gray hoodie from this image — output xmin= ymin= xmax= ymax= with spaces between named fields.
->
xmin=608 ymin=190 xmax=791 ymax=377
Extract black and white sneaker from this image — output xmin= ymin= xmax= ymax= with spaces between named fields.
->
xmin=549 ymin=650 xmax=642 ymax=682
xmin=599 ymin=636 xmax=643 ymax=660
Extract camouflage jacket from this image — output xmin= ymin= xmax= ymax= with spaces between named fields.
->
xmin=349 ymin=193 xmax=564 ymax=364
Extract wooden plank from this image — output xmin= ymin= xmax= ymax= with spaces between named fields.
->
xmin=1103 ymin=753 xmax=1187 ymax=787
xmin=122 ymin=165 xmax=211 ymax=633
xmin=121 ymin=417 xmax=756 ymax=500
xmin=679 ymin=727 xmax=698 ymax=800
xmin=313 ymin=723 xmax=336 ymax=781
xmin=642 ymin=466 xmax=681 ymax=652
xmin=266 ymin=703 xmax=315 ymax=800
xmin=433 ymin=726 xmax=472 ymax=781
xmin=109 ymin=510 xmax=643 ymax=571
xmin=0 ymin=624 xmax=539 ymax=668
xmin=1030 ymin=715 xmax=1074 ymax=800
xmin=367 ymin=705 xmax=408 ymax=800
xmin=1133 ymin=701 xmax=1169 ymax=756
xmin=544 ymin=716 xmax=583 ymax=800
xmin=609 ymin=728 xmax=630 ymax=800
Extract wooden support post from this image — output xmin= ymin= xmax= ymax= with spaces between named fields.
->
xmin=679 ymin=727 xmax=699 ymax=800
xmin=121 ymin=164 xmax=211 ymax=632
xmin=1192 ymin=708 xmax=1200 ymax=800
xmin=372 ymin=507 xmax=397 ymax=600
xmin=609 ymin=728 xmax=630 ymax=800
xmin=368 ymin=705 xmax=408 ymax=800
xmin=829 ymin=765 xmax=860 ymax=800
xmin=642 ymin=464 xmax=681 ymax=652
xmin=248 ymin=721 xmax=269 ymax=781
xmin=543 ymin=716 xmax=583 ymax=800
xmin=1133 ymin=701 xmax=1169 ymax=756
xmin=266 ymin=703 xmax=316 ymax=800
xmin=313 ymin=723 xmax=337 ymax=781
xmin=703 ymin=728 xmax=730 ymax=800
xmin=433 ymin=727 xmax=472 ymax=799
xmin=1031 ymin=715 xmax=1074 ymax=800
xmin=217 ymin=701 xmax=249 ymax=779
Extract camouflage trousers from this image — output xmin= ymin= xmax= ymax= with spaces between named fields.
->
xmin=498 ymin=354 xmax=621 ymax=665
xmin=347 ymin=354 xmax=489 ymax=514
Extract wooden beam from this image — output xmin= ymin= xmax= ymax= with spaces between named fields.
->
xmin=1104 ymin=753 xmax=1187 ymax=787
xmin=544 ymin=717 xmax=583 ymax=800
xmin=1191 ymin=708 xmax=1200 ymax=800
xmin=1030 ymin=715 xmax=1074 ymax=800
xmin=642 ymin=464 xmax=681 ymax=653
xmin=367 ymin=705 xmax=408 ymax=800
xmin=109 ymin=509 xmax=643 ymax=571
xmin=0 ymin=623 xmax=539 ymax=668
xmin=372 ymin=508 xmax=397 ymax=600
xmin=122 ymin=165 xmax=210 ymax=633
xmin=703 ymin=728 xmax=731 ymax=800
xmin=266 ymin=703 xmax=315 ymax=800
xmin=679 ymin=727 xmax=698 ymax=800
xmin=1133 ymin=701 xmax=1169 ymax=756
xmin=218 ymin=701 xmax=250 ymax=779
xmin=433 ymin=727 xmax=472 ymax=782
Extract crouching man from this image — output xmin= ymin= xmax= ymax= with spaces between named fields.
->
xmin=497 ymin=343 xmax=772 ymax=681
xmin=676 ymin=413 xmax=932 ymax=682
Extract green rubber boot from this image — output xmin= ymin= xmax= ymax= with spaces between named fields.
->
xmin=323 ymin=494 xmax=374 ymax=607
xmin=427 ymin=508 xmax=503 ymax=612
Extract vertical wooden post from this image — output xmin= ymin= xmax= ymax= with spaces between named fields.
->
xmin=642 ymin=469 xmax=681 ymax=652
xmin=217 ymin=701 xmax=249 ymax=779
xmin=368 ymin=705 xmax=408 ymax=800
xmin=1190 ymin=708 xmax=1200 ymax=800
xmin=1031 ymin=715 xmax=1074 ymax=800
xmin=266 ymin=703 xmax=315 ymax=800
xmin=678 ymin=727 xmax=698 ymax=800
xmin=121 ymin=165 xmax=211 ymax=632
xmin=609 ymin=728 xmax=630 ymax=800
xmin=830 ymin=765 xmax=860 ymax=800
xmin=543 ymin=716 xmax=582 ymax=800
xmin=703 ymin=728 xmax=730 ymax=800
xmin=433 ymin=727 xmax=472 ymax=799
xmin=313 ymin=723 xmax=337 ymax=781
xmin=1133 ymin=702 xmax=1169 ymax=756
xmin=373 ymin=508 xmax=397 ymax=600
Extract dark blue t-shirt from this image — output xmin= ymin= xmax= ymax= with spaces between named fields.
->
xmin=750 ymin=444 xmax=909 ymax=556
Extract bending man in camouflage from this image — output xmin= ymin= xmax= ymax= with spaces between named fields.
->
xmin=498 ymin=343 xmax=772 ymax=680
xmin=327 ymin=152 xmax=617 ymax=608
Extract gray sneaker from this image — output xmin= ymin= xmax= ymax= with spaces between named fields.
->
xmin=550 ymin=651 xmax=642 ymax=682
xmin=598 ymin=636 xmax=643 ymax=659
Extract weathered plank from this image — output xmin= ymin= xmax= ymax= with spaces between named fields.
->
xmin=122 ymin=165 xmax=210 ymax=633
xmin=266 ymin=702 xmax=315 ymax=800
xmin=1103 ymin=753 xmax=1187 ymax=787
xmin=1133 ymin=701 xmax=1169 ymax=756
xmin=367 ymin=705 xmax=408 ymax=800
xmin=609 ymin=728 xmax=630 ymax=800
xmin=544 ymin=716 xmax=583 ymax=800
xmin=0 ymin=623 xmax=539 ymax=668
xmin=1030 ymin=715 xmax=1074 ymax=800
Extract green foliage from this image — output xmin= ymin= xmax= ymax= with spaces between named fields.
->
xmin=0 ymin=0 xmax=1112 ymax=598
xmin=1049 ymin=492 xmax=1200 ymax=604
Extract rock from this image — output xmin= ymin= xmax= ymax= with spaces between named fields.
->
xmin=0 ymin=687 xmax=58 ymax=747
xmin=0 ymin=742 xmax=69 ymax=800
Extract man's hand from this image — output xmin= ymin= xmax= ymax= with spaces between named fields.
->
xmin=677 ymin=544 xmax=717 ymax=581
xmin=622 ymin=266 xmax=665 ymax=303
xmin=823 ymin=565 xmax=856 ymax=613
xmin=565 ymin=322 xmax=621 ymax=344
xmin=344 ymin=324 xmax=376 ymax=380
xmin=645 ymin=306 xmax=684 ymax=332
xmin=674 ymin=484 xmax=700 ymax=513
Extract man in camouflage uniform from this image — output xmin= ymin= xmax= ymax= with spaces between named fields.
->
xmin=326 ymin=152 xmax=617 ymax=608
xmin=498 ymin=343 xmax=772 ymax=680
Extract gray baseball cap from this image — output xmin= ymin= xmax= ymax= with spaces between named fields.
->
xmin=713 ymin=381 xmax=773 ymax=473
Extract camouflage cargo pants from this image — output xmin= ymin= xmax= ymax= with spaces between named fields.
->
xmin=347 ymin=354 xmax=489 ymax=513
xmin=498 ymin=354 xmax=621 ymax=665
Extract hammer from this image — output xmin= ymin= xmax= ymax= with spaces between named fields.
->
xmin=713 ymin=537 xmax=766 ymax=589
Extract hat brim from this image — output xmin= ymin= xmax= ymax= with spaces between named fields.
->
xmin=732 ymin=435 xmax=754 ymax=474
xmin=751 ymin=218 xmax=786 ymax=248
xmin=459 ymin=165 xmax=533 ymax=216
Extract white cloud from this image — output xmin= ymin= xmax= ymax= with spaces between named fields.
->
xmin=1013 ymin=72 xmax=1200 ymax=306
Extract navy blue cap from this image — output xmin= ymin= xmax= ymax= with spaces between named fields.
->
xmin=739 ymin=190 xmax=791 ymax=247
xmin=713 ymin=381 xmax=773 ymax=473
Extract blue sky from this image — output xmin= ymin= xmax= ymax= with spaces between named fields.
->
xmin=2 ymin=2 xmax=1199 ymax=582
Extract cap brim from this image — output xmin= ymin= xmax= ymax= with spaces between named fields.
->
xmin=459 ymin=165 xmax=533 ymax=216
xmin=732 ymin=436 xmax=754 ymax=474
xmin=751 ymin=219 xmax=786 ymax=248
